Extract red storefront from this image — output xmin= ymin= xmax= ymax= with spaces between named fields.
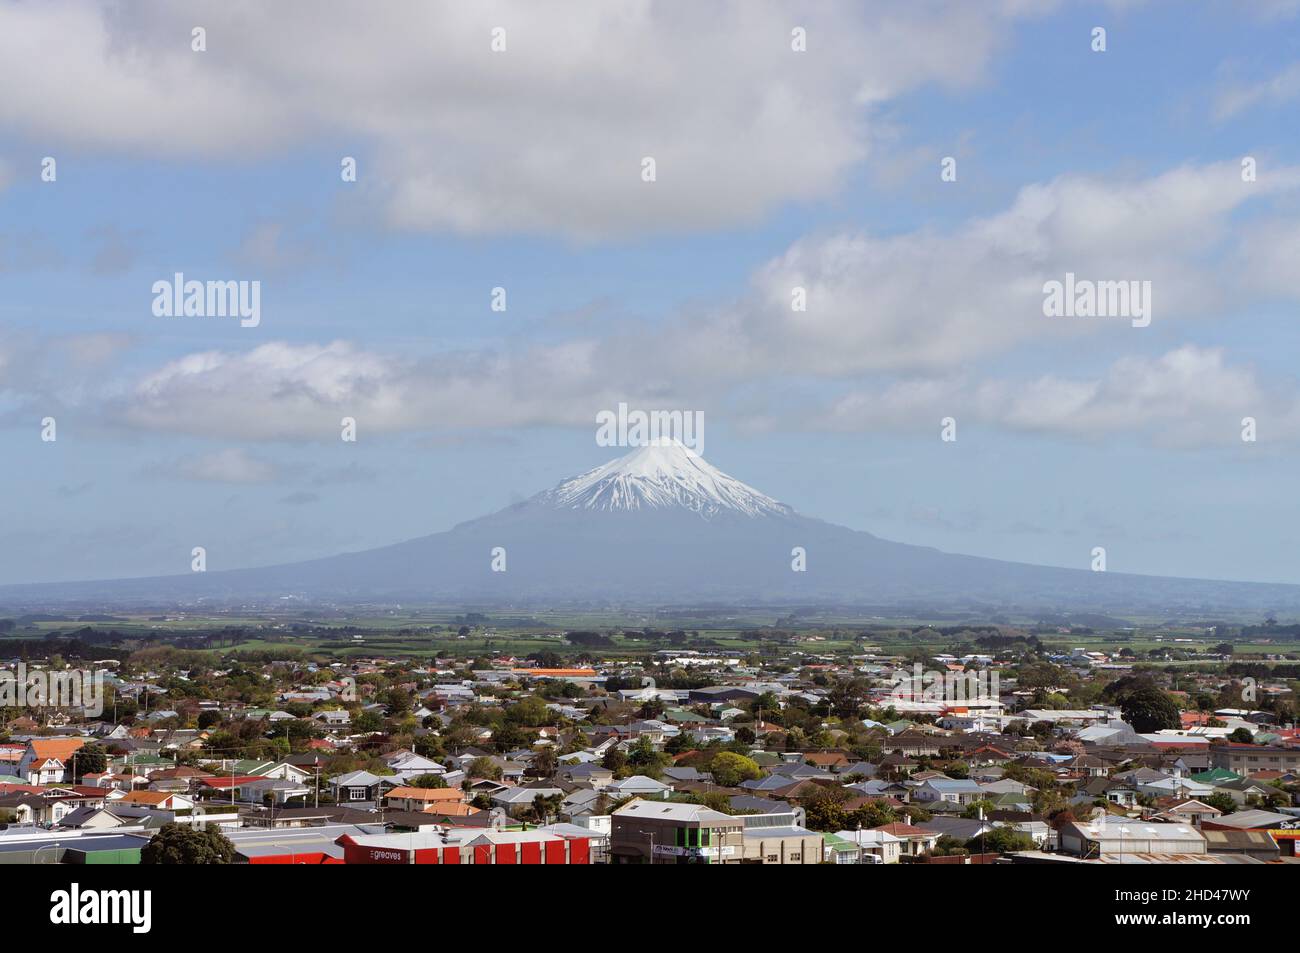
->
xmin=341 ymin=831 xmax=592 ymax=864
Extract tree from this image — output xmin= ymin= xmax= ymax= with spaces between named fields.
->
xmin=506 ymin=696 xmax=552 ymax=727
xmin=1203 ymin=792 xmax=1236 ymax=814
xmin=665 ymin=731 xmax=695 ymax=755
xmin=826 ymin=678 xmax=867 ymax=718
xmin=530 ymin=747 xmax=557 ymax=779
xmin=467 ymin=756 xmax=502 ymax=781
xmin=802 ymin=786 xmax=850 ymax=832
xmin=601 ymin=748 xmax=628 ymax=773
xmin=529 ymin=792 xmax=564 ymax=824
xmin=1120 ymin=686 xmax=1181 ymax=733
xmin=141 ymin=824 xmax=235 ymax=864
xmin=847 ymin=800 xmax=896 ymax=829
xmin=74 ymin=743 xmax=107 ymax=779
xmin=1228 ymin=727 xmax=1255 ymax=745
xmin=626 ymin=736 xmax=667 ymax=779
xmin=708 ymin=752 xmax=762 ymax=787
xmin=407 ymin=773 xmax=447 ymax=789
xmin=928 ymin=835 xmax=968 ymax=857
xmin=967 ymin=827 xmax=1033 ymax=854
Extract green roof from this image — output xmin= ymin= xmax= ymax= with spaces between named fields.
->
xmin=232 ymin=759 xmax=275 ymax=775
xmin=991 ymin=792 xmax=1031 ymax=808
xmin=821 ymin=833 xmax=858 ymax=853
xmin=1191 ymin=768 xmax=1242 ymax=783
xmin=111 ymin=754 xmax=171 ymax=767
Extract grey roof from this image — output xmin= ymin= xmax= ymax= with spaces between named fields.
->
xmin=922 ymin=778 xmax=983 ymax=793
xmin=742 ymin=826 xmax=813 ymax=840
xmin=614 ymin=800 xmax=732 ymax=823
xmin=329 ymin=770 xmax=384 ymax=787
xmin=1211 ymin=809 xmax=1296 ymax=829
xmin=663 ymin=767 xmax=708 ymax=782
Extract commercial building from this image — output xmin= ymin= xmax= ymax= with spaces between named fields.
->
xmin=0 ymin=827 xmax=151 ymax=865
xmin=610 ymin=800 xmax=745 ymax=864
xmin=1209 ymin=744 xmax=1300 ymax=775
xmin=340 ymin=827 xmax=593 ymax=864
xmin=610 ymin=799 xmax=821 ymax=864
xmin=1058 ymin=817 xmax=1206 ymax=858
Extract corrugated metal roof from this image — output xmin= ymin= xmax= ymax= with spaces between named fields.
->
xmin=1097 ymin=852 xmax=1265 ymax=864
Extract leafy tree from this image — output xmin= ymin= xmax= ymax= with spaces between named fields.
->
xmin=928 ymin=835 xmax=968 ymax=857
xmin=601 ymin=748 xmax=628 ymax=773
xmin=1120 ymin=686 xmax=1181 ymax=733
xmin=626 ymin=736 xmax=667 ymax=779
xmin=530 ymin=747 xmax=557 ymax=779
xmin=407 ymin=773 xmax=447 ymax=789
xmin=1203 ymin=792 xmax=1236 ymax=814
xmin=847 ymin=800 xmax=897 ymax=829
xmin=529 ymin=792 xmax=564 ymax=824
xmin=802 ymin=786 xmax=850 ymax=832
xmin=74 ymin=743 xmax=108 ymax=779
xmin=1228 ymin=727 xmax=1255 ymax=744
xmin=506 ymin=696 xmax=553 ymax=727
xmin=708 ymin=752 xmax=762 ymax=787
xmin=637 ymin=698 xmax=666 ymax=720
xmin=967 ymin=827 xmax=1033 ymax=854
xmin=826 ymin=678 xmax=867 ymax=718
xmin=665 ymin=731 xmax=696 ymax=755
xmin=467 ymin=756 xmax=502 ymax=781
xmin=141 ymin=824 xmax=236 ymax=864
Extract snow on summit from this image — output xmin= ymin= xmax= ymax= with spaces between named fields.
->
xmin=539 ymin=439 xmax=791 ymax=518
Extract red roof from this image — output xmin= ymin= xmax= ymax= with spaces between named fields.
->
xmin=200 ymin=775 xmax=264 ymax=788
xmin=0 ymin=783 xmax=44 ymax=795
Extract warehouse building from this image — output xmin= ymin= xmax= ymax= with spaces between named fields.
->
xmin=0 ymin=827 xmax=151 ymax=864
xmin=341 ymin=827 xmax=592 ymax=864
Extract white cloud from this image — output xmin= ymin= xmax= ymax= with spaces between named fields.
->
xmin=703 ymin=161 xmax=1300 ymax=377
xmin=116 ymin=339 xmax=642 ymax=440
xmin=820 ymin=346 xmax=1300 ymax=447
xmin=0 ymin=0 xmax=1051 ymax=239
xmin=17 ymin=157 xmax=1299 ymax=446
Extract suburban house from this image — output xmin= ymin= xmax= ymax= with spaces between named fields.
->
xmin=383 ymin=786 xmax=466 ymax=813
xmin=912 ymin=778 xmax=984 ymax=806
xmin=329 ymin=771 xmax=386 ymax=804
xmin=17 ymin=739 xmax=87 ymax=785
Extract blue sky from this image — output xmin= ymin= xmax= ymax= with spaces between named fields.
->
xmin=3 ymin=0 xmax=1300 ymax=586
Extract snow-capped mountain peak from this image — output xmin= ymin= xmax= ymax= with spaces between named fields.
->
xmin=538 ymin=439 xmax=792 ymax=518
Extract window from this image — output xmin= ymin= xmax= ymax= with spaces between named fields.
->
xmin=349 ymin=787 xmax=365 ymax=801
xmin=789 ymin=853 xmax=801 ymax=861
xmin=767 ymin=854 xmax=778 ymax=862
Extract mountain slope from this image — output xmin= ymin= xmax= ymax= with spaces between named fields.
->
xmin=4 ymin=441 xmax=1300 ymax=613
